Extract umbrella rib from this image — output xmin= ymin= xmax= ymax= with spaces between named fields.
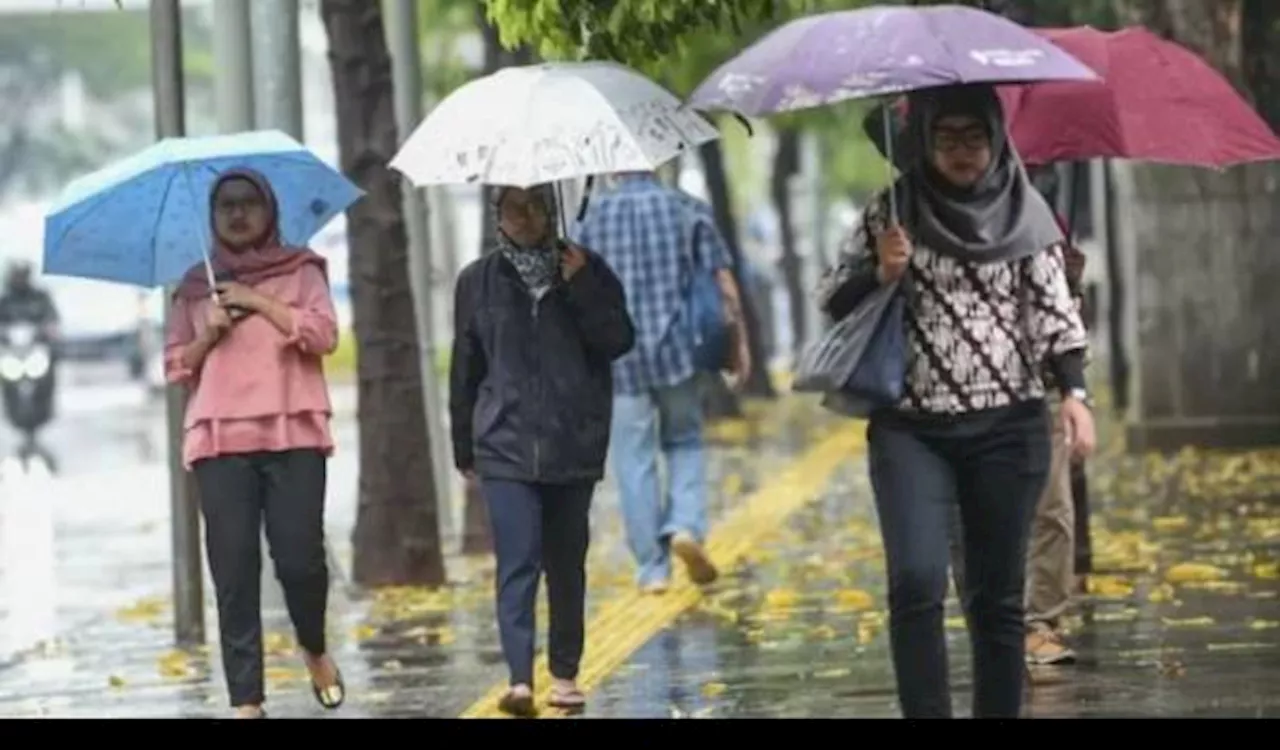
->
xmin=149 ymin=166 xmax=182 ymax=289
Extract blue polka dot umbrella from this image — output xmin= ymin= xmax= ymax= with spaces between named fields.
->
xmin=41 ymin=130 xmax=362 ymax=289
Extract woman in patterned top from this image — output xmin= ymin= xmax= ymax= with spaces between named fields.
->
xmin=816 ymin=84 xmax=1095 ymax=719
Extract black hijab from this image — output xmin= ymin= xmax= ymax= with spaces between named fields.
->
xmin=871 ymin=84 xmax=1063 ymax=264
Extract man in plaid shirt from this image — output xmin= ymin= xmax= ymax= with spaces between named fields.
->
xmin=573 ymin=171 xmax=751 ymax=592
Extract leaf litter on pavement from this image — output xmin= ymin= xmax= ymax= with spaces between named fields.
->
xmin=642 ymin=399 xmax=1280 ymax=717
xmin=83 ymin=397 xmax=1278 ymax=714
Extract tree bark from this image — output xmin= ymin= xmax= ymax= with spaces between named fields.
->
xmin=770 ymin=127 xmax=806 ymax=361
xmin=700 ymin=140 xmax=776 ymax=401
xmin=320 ymin=0 xmax=445 ymax=586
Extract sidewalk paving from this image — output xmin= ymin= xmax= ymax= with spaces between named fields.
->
xmin=578 ymin=416 xmax=1280 ymax=718
xmin=5 ymin=389 xmax=1274 ymax=718
xmin=0 ymin=393 xmax=843 ymax=718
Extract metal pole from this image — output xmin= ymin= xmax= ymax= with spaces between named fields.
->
xmin=212 ymin=0 xmax=255 ymax=133
xmin=385 ymin=0 xmax=454 ymax=545
xmin=251 ymin=0 xmax=304 ymax=139
xmin=151 ymin=0 xmax=204 ymax=647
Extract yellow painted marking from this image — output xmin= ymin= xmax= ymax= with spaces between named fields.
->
xmin=459 ymin=422 xmax=866 ymax=718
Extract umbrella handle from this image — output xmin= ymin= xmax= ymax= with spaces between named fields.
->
xmin=882 ymin=104 xmax=898 ymax=225
xmin=203 ymin=254 xmax=218 ymax=302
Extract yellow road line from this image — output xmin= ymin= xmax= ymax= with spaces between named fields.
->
xmin=459 ymin=423 xmax=865 ymax=718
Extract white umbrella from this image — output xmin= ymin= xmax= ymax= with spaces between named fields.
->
xmin=390 ymin=61 xmax=721 ymax=189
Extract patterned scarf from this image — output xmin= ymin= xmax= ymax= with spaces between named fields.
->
xmin=494 ymin=184 xmax=561 ymax=296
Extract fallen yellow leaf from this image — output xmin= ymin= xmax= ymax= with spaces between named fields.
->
xmin=1152 ymin=516 xmax=1190 ymax=533
xmin=1252 ymin=562 xmax=1278 ymax=580
xmin=1161 ymin=616 xmax=1216 ymax=628
xmin=763 ymin=588 xmax=800 ymax=610
xmin=156 ymin=650 xmax=199 ymax=680
xmin=810 ymin=624 xmax=837 ymax=640
xmin=1089 ymin=575 xmax=1136 ymax=598
xmin=107 ymin=675 xmax=126 ymax=689
xmin=701 ymin=682 xmax=727 ymax=698
xmin=1165 ymin=563 xmax=1228 ymax=584
xmin=116 ymin=597 xmax=166 ymax=624
xmin=831 ymin=588 xmax=875 ymax=613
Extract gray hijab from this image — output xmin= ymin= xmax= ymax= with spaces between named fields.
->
xmin=493 ymin=184 xmax=560 ymax=295
xmin=891 ymin=84 xmax=1063 ymax=264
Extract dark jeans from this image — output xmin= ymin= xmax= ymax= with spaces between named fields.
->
xmin=482 ymin=479 xmax=593 ymax=688
xmin=868 ymin=400 xmax=1050 ymax=719
xmin=192 ymin=449 xmax=329 ymax=707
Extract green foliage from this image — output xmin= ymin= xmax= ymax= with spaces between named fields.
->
xmin=481 ymin=0 xmax=783 ymax=71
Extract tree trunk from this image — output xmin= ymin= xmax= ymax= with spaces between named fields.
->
xmin=320 ymin=0 xmax=445 ymax=586
xmin=1109 ymin=0 xmax=1280 ymax=450
xmin=700 ymin=140 xmax=776 ymax=401
xmin=770 ymin=127 xmax=807 ymax=361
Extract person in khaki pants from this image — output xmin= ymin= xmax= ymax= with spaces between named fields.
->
xmin=1023 ymin=400 xmax=1079 ymax=664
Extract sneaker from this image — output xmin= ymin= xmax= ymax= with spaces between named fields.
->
xmin=640 ymin=580 xmax=670 ymax=595
xmin=1026 ymin=625 xmax=1077 ymax=665
xmin=670 ymin=532 xmax=718 ymax=585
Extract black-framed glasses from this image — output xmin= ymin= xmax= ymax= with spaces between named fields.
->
xmin=933 ymin=128 xmax=990 ymax=153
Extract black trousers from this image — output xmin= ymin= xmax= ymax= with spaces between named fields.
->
xmin=481 ymin=479 xmax=593 ymax=688
xmin=193 ymin=448 xmax=329 ymax=707
xmin=867 ymin=401 xmax=1050 ymax=719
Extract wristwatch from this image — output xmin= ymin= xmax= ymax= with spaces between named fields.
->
xmin=1065 ymin=387 xmax=1093 ymax=409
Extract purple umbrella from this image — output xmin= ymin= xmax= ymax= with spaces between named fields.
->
xmin=688 ymin=4 xmax=1099 ymax=117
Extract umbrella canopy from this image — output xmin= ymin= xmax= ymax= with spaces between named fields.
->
xmin=688 ymin=3 xmax=1097 ymax=117
xmin=43 ymin=130 xmax=361 ymax=288
xmin=390 ymin=60 xmax=720 ymax=188
xmin=998 ymin=26 xmax=1280 ymax=167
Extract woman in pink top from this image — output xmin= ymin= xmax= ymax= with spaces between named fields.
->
xmin=165 ymin=167 xmax=344 ymax=719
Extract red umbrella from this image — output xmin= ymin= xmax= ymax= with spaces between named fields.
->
xmin=999 ymin=26 xmax=1280 ymax=167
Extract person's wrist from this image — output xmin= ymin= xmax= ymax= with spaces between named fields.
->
xmin=1062 ymin=387 xmax=1092 ymax=409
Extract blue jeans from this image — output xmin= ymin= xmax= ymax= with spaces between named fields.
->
xmin=482 ymin=480 xmax=593 ymax=687
xmin=868 ymin=401 xmax=1050 ymax=718
xmin=609 ymin=375 xmax=708 ymax=586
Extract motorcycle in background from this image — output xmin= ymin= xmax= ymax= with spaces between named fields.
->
xmin=0 ymin=321 xmax=56 ymax=450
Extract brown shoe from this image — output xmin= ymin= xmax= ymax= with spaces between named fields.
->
xmin=670 ymin=532 xmax=718 ymax=585
xmin=497 ymin=684 xmax=537 ymax=718
xmin=1026 ymin=625 xmax=1077 ymax=666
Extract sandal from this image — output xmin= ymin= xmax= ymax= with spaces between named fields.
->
xmin=498 ymin=688 xmax=537 ymax=718
xmin=311 ymin=667 xmax=346 ymax=710
xmin=547 ymin=685 xmax=587 ymax=711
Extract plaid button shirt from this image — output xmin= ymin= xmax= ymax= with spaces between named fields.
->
xmin=571 ymin=174 xmax=731 ymax=395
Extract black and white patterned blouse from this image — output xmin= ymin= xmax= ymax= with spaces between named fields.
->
xmin=814 ymin=190 xmax=1088 ymax=416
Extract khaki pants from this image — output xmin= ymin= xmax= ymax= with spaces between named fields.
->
xmin=947 ymin=404 xmax=1075 ymax=627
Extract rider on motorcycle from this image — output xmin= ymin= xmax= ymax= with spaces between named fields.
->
xmin=0 ymin=260 xmax=60 ymax=442
xmin=0 ymin=260 xmax=60 ymax=335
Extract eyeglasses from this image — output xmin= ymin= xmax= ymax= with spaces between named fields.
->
xmin=214 ymin=195 xmax=266 ymax=215
xmin=933 ymin=128 xmax=990 ymax=153
xmin=500 ymin=198 xmax=550 ymax=222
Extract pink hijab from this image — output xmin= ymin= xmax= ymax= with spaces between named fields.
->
xmin=173 ymin=167 xmax=327 ymax=300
